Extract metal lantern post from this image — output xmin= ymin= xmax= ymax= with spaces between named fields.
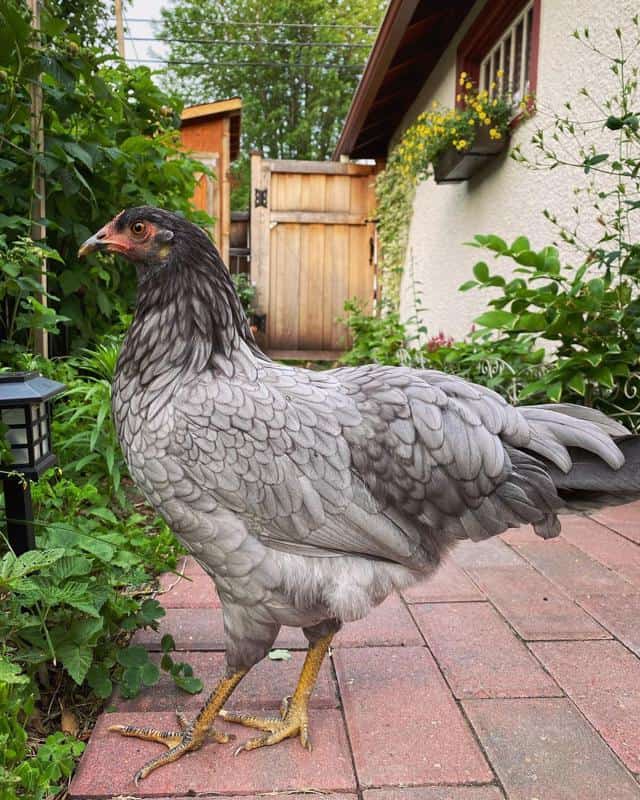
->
xmin=0 ymin=372 xmax=65 ymax=554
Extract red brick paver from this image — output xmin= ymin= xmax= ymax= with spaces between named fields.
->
xmin=334 ymin=592 xmax=424 ymax=647
xmin=466 ymin=564 xmax=610 ymax=640
xmin=333 ymin=646 xmax=493 ymax=787
xmin=530 ymin=640 xmax=640 ymax=773
xmin=364 ymin=789 xmax=504 ymax=800
xmin=412 ymin=602 xmax=561 ymax=699
xmin=114 ymin=650 xmax=339 ymax=713
xmin=511 ymin=536 xmax=636 ymax=597
xmin=592 ymin=500 xmax=640 ymax=544
xmin=70 ymin=710 xmax=355 ymax=796
xmin=71 ymin=507 xmax=640 ymax=800
xmin=157 ymin=557 xmax=221 ymax=608
xmin=402 ymin=559 xmax=484 ymax=603
xmin=557 ymin=515 xmax=640 ymax=587
xmin=463 ymin=698 xmax=640 ymax=800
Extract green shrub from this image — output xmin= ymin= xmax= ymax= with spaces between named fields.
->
xmin=0 ymin=0 xmax=211 ymax=358
xmin=231 ymin=273 xmax=257 ymax=317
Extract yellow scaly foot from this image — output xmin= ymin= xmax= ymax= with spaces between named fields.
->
xmin=109 ymin=670 xmax=246 ymax=783
xmin=219 ymin=631 xmax=333 ymax=754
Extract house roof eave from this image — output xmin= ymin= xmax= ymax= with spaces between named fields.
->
xmin=334 ymin=0 xmax=475 ymax=161
xmin=333 ymin=0 xmax=420 ymax=160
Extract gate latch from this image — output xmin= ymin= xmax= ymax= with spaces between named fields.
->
xmin=254 ymin=188 xmax=268 ymax=208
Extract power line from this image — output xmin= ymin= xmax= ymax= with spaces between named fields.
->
xmin=121 ymin=18 xmax=377 ymax=30
xmin=130 ymin=57 xmax=365 ymax=70
xmin=127 ymin=36 xmax=371 ymax=48
xmin=124 ymin=15 xmax=141 ymax=62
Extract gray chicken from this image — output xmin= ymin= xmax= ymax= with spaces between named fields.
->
xmin=79 ymin=207 xmax=640 ymax=784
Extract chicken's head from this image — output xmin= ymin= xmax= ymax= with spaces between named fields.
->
xmin=78 ymin=207 xmax=179 ymax=266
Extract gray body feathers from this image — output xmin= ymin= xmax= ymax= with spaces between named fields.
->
xmin=112 ymin=208 xmax=639 ymax=672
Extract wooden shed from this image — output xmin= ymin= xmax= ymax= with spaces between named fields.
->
xmin=180 ymin=98 xmax=242 ymax=265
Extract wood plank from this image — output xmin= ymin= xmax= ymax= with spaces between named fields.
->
xmin=300 ymin=173 xmax=327 ymax=212
xmin=348 ymin=225 xmax=374 ymax=314
xmin=350 ymin=173 xmax=376 ymax=216
xmin=324 ymin=173 xmax=353 ymax=349
xmin=271 ymin=224 xmax=302 ymax=348
xmin=271 ymin=211 xmax=366 ymax=225
xmin=323 ymin=225 xmax=351 ymax=350
xmin=298 ymin=223 xmax=326 ymax=349
xmin=266 ymin=159 xmax=375 ymax=175
xmin=272 ymin=170 xmax=303 ymax=213
xmin=220 ymin=116 xmax=230 ymax=265
xmin=181 ymin=97 xmax=242 ymax=121
xmin=267 ymin=350 xmax=344 ymax=361
xmin=249 ymin=153 xmax=271 ymax=323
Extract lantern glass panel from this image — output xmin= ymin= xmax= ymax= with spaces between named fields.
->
xmin=31 ymin=404 xmax=41 ymax=440
xmin=2 ymin=407 xmax=26 ymax=427
xmin=41 ymin=435 xmax=50 ymax=456
xmin=5 ymin=425 xmax=28 ymax=446
xmin=11 ymin=448 xmax=30 ymax=465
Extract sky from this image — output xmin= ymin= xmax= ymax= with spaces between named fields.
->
xmin=122 ymin=0 xmax=169 ymax=67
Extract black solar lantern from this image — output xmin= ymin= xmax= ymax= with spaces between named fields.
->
xmin=0 ymin=372 xmax=65 ymax=554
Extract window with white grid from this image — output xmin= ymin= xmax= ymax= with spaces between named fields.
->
xmin=479 ymin=0 xmax=534 ymax=104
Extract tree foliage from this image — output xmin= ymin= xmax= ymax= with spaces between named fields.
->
xmin=0 ymin=0 xmax=209 ymax=357
xmin=159 ymin=0 xmax=385 ymax=206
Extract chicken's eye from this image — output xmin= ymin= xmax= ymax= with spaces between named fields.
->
xmin=131 ymin=221 xmax=146 ymax=236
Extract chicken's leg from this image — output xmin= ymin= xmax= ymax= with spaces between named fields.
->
xmin=220 ymin=630 xmax=333 ymax=753
xmin=109 ymin=669 xmax=247 ymax=783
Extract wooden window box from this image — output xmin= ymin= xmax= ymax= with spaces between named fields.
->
xmin=434 ymin=126 xmax=508 ymax=183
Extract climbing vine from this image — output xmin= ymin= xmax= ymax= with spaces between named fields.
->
xmin=375 ymin=74 xmax=517 ymax=305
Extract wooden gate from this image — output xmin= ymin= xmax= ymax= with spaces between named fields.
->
xmin=250 ymin=154 xmax=377 ymax=360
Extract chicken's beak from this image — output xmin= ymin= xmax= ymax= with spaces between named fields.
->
xmin=78 ymin=226 xmax=110 ymax=258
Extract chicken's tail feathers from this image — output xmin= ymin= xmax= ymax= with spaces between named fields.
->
xmin=518 ymin=403 xmax=640 ymax=515
xmin=548 ymin=436 xmax=640 ymax=513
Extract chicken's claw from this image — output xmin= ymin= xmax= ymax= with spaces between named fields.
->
xmin=108 ymin=669 xmax=247 ymax=783
xmin=109 ymin=714 xmax=233 ymax=783
xmin=220 ymin=702 xmax=312 ymax=754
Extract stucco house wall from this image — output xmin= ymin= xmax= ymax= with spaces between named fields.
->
xmin=396 ymin=0 xmax=638 ymax=340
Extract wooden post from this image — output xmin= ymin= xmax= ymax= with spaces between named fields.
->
xmin=220 ymin=117 xmax=231 ymax=265
xmin=28 ymin=0 xmax=47 ymax=358
xmin=249 ymin=152 xmax=271 ymax=333
xmin=114 ymin=0 xmax=125 ymax=58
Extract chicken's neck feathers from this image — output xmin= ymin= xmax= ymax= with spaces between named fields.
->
xmin=117 ymin=237 xmax=262 ymax=385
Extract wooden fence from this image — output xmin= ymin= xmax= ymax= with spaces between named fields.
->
xmin=250 ymin=154 xmax=377 ymax=360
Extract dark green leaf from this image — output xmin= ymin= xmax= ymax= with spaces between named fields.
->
xmin=117 ymin=645 xmax=150 ymax=669
xmin=474 ymin=310 xmax=516 ymax=329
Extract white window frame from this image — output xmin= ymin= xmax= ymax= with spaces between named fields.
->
xmin=479 ymin=0 xmax=534 ymax=104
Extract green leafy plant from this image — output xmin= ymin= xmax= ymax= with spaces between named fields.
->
xmin=341 ymin=299 xmax=418 ymax=366
xmin=160 ymin=634 xmax=204 ymax=694
xmin=54 ymin=340 xmax=127 ymax=503
xmin=341 ymin=297 xmax=545 ymax=402
xmin=460 ymin=21 xmax=640 ymax=425
xmin=0 ymin=236 xmax=69 ymax=367
xmin=0 ymin=0 xmax=211 ymax=353
xmin=231 ymin=273 xmax=257 ymax=317
xmin=0 ymin=681 xmax=84 ymax=800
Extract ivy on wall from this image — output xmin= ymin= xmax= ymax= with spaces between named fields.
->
xmin=375 ymin=75 xmax=516 ymax=306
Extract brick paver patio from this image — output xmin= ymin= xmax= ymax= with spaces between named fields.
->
xmin=70 ymin=503 xmax=640 ymax=799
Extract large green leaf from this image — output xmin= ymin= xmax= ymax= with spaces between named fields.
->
xmin=474 ymin=310 xmax=516 ymax=329
xmin=56 ymin=640 xmax=93 ymax=685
